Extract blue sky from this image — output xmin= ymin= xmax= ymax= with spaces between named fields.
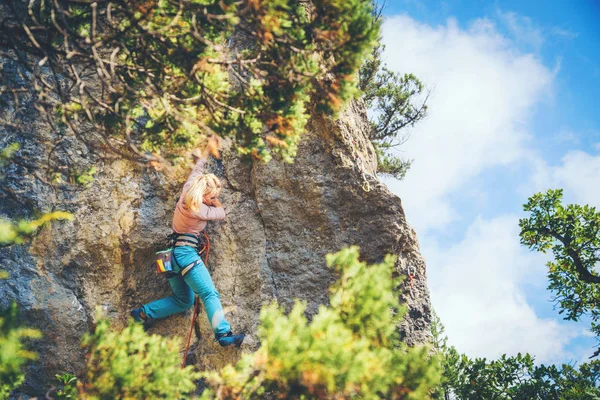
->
xmin=378 ymin=1 xmax=600 ymax=364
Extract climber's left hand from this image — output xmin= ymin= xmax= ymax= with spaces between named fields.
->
xmin=192 ymin=135 xmax=223 ymax=160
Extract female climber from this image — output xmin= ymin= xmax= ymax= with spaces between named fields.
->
xmin=130 ymin=136 xmax=245 ymax=347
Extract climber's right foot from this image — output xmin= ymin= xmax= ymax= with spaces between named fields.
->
xmin=216 ymin=331 xmax=245 ymax=348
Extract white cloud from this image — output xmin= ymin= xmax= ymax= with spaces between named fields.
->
xmin=551 ymin=27 xmax=578 ymax=40
xmin=377 ymin=14 xmax=595 ymax=364
xmin=525 ymin=150 xmax=600 ymax=207
xmin=425 ymin=216 xmax=580 ymax=364
xmin=380 ymin=15 xmax=553 ymax=234
xmin=497 ymin=10 xmax=545 ymax=51
xmin=551 ymin=129 xmax=580 ymax=145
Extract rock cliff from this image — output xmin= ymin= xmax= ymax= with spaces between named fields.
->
xmin=0 ymin=96 xmax=432 ymax=395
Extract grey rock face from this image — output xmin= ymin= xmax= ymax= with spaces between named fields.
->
xmin=0 ymin=97 xmax=432 ymax=395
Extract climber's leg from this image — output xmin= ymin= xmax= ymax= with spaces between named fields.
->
xmin=140 ymin=272 xmax=194 ymax=320
xmin=183 ymin=261 xmax=231 ymax=335
xmin=174 ymin=246 xmax=231 ymax=336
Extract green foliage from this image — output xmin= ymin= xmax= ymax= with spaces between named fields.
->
xmin=0 ymin=143 xmax=19 ymax=169
xmin=0 ymin=269 xmax=6 ymax=286
xmin=359 ymin=43 xmax=428 ymax=179
xmin=3 ymin=0 xmax=380 ymax=164
xmin=74 ymin=166 xmax=97 ymax=187
xmin=0 ymin=142 xmax=21 ymax=183
xmin=441 ymin=349 xmax=600 ymax=399
xmin=374 ymin=142 xmax=413 ymax=180
xmin=0 ymin=303 xmax=41 ymax=400
xmin=361 ymin=66 xmax=428 ymax=141
xmin=519 ymin=189 xmax=600 ymax=353
xmin=52 ymin=373 xmax=78 ymax=400
xmin=432 ymin=314 xmax=600 ymax=399
xmin=430 ymin=311 xmax=452 ymax=399
xmin=0 ymin=212 xmax=74 ymax=247
xmin=80 ymin=316 xmax=201 ymax=400
xmin=201 ymin=246 xmax=440 ymax=399
xmin=531 ymin=362 xmax=600 ymax=399
xmin=448 ymin=351 xmax=538 ymax=399
xmin=425 ymin=189 xmax=600 ymax=398
xmin=0 ymin=142 xmax=74 ymax=247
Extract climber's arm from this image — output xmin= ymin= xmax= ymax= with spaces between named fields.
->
xmin=180 ymin=135 xmax=221 ymax=196
xmin=195 ymin=203 xmax=227 ymax=221
xmin=183 ymin=157 xmax=206 ymax=189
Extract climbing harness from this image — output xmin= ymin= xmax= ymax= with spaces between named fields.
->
xmin=181 ymin=229 xmax=211 ymax=369
xmin=154 ymin=234 xmax=199 ymax=274
xmin=157 ymin=232 xmax=210 ymax=277
xmin=407 ymin=265 xmax=416 ymax=298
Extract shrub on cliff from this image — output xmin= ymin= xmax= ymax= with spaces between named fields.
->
xmin=201 ymin=247 xmax=440 ymax=399
xmin=0 ymin=211 xmax=74 ymax=247
xmin=0 ymin=302 xmax=41 ymax=400
xmin=0 ymin=142 xmax=74 ymax=247
xmin=1 ymin=0 xmax=379 ymax=165
xmin=2 ymin=247 xmax=438 ymax=398
xmin=1 ymin=0 xmax=381 ymax=248
xmin=80 ymin=317 xmax=200 ymax=399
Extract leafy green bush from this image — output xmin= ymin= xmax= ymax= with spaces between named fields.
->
xmin=2 ymin=0 xmax=379 ymax=164
xmin=438 ymin=348 xmax=600 ymax=399
xmin=52 ymin=373 xmax=78 ymax=399
xmin=0 ymin=143 xmax=20 ymax=169
xmin=201 ymin=247 xmax=440 ymax=399
xmin=0 ymin=212 xmax=74 ymax=247
xmin=80 ymin=317 xmax=200 ymax=399
xmin=0 ymin=303 xmax=41 ymax=400
xmin=74 ymin=167 xmax=98 ymax=187
xmin=0 ymin=142 xmax=74 ymax=247
xmin=431 ymin=310 xmax=600 ymax=399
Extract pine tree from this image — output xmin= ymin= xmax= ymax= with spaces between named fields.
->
xmin=359 ymin=41 xmax=429 ymax=180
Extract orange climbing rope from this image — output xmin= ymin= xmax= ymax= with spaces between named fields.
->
xmin=181 ymin=229 xmax=211 ymax=369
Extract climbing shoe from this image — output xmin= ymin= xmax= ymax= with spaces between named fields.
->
xmin=130 ymin=307 xmax=147 ymax=323
xmin=215 ymin=331 xmax=245 ymax=348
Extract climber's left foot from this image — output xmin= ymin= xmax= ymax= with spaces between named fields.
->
xmin=130 ymin=307 xmax=148 ymax=323
xmin=215 ymin=331 xmax=245 ymax=348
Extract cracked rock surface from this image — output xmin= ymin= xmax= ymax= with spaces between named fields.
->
xmin=0 ymin=99 xmax=433 ymax=396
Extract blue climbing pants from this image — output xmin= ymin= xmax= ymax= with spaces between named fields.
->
xmin=141 ymin=245 xmax=231 ymax=336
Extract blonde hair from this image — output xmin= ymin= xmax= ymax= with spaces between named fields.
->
xmin=183 ymin=174 xmax=222 ymax=212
